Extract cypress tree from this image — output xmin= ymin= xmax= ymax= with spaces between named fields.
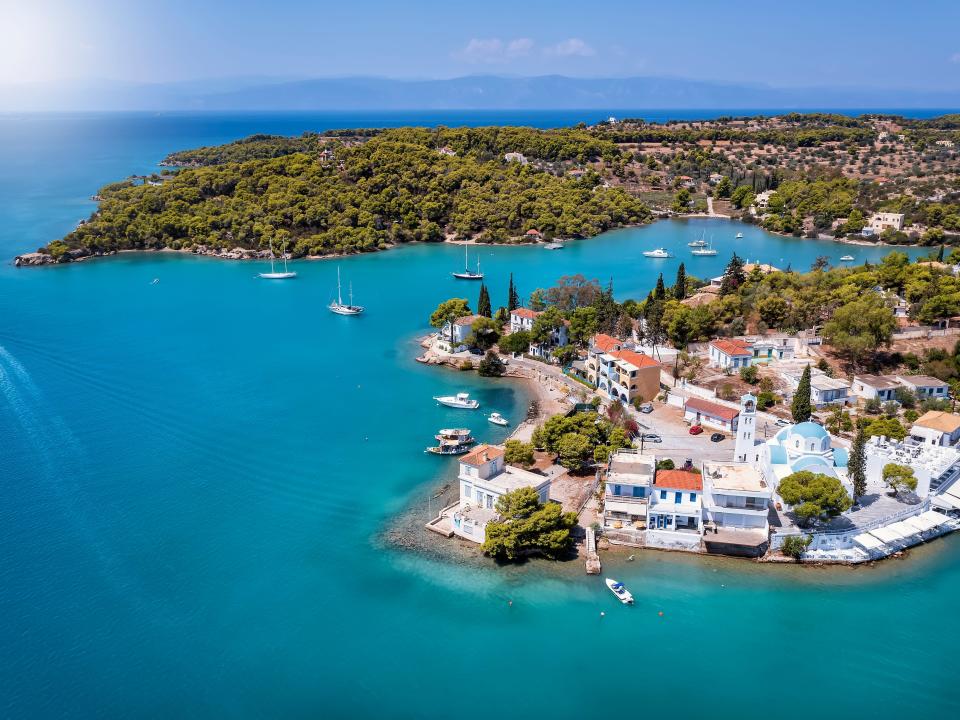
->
xmin=477 ymin=283 xmax=492 ymax=318
xmin=849 ymin=425 xmax=868 ymax=503
xmin=654 ymin=273 xmax=666 ymax=301
xmin=674 ymin=263 xmax=687 ymax=300
xmin=507 ymin=273 xmax=520 ymax=311
xmin=791 ymin=365 xmax=813 ymax=423
xmin=720 ymin=252 xmax=746 ymax=296
xmin=937 ymin=244 xmax=946 ymax=262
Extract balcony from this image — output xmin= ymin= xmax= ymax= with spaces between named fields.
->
xmin=605 ymin=491 xmax=648 ymax=504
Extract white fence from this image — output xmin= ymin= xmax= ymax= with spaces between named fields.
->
xmin=769 ymin=499 xmax=930 ymax=550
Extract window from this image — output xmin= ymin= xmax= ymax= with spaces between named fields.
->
xmin=689 ymin=493 xmax=697 ymax=502
xmin=486 ymin=494 xmax=494 ymax=509
xmin=475 ymin=489 xmax=483 ymax=504
xmin=463 ymin=484 xmax=472 ymax=498
xmin=675 ymin=492 xmax=682 ymax=503
xmin=632 ymin=486 xmax=645 ymax=498
xmin=660 ymin=490 xmax=667 ymax=500
xmin=612 ymin=484 xmax=622 ymax=496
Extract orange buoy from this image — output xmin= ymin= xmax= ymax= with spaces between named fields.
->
xmin=658 ymin=611 xmax=664 ymax=617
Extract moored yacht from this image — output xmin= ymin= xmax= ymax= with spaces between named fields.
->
xmin=688 ymin=231 xmax=708 ymax=248
xmin=425 ymin=427 xmax=476 ymax=454
xmin=840 ymin=254 xmax=855 ymax=261
xmin=433 ymin=392 xmax=480 ymax=409
xmin=328 ymin=266 xmax=364 ymax=315
xmin=642 ymin=248 xmax=673 ymax=258
xmin=452 ymin=245 xmax=484 ymax=280
xmin=543 ymin=241 xmax=564 ymax=250
xmin=488 ymin=412 xmax=509 ymax=426
xmin=735 ymin=232 xmax=744 ymax=238
xmin=258 ymin=238 xmax=297 ymax=279
xmin=691 ymin=237 xmax=718 ymax=256
xmin=605 ymin=578 xmax=634 ymax=604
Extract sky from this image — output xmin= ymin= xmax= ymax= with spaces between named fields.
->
xmin=1 ymin=0 xmax=959 ymax=91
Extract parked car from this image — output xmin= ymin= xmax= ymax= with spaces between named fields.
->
xmin=639 ymin=403 xmax=654 ymax=414
xmin=689 ymin=425 xmax=703 ymax=435
xmin=639 ymin=433 xmax=662 ymax=443
xmin=774 ymin=418 xmax=791 ymax=427
xmin=710 ymin=432 xmax=725 ymax=442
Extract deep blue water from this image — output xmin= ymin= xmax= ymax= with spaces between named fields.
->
xmin=0 ymin=113 xmax=957 ymax=719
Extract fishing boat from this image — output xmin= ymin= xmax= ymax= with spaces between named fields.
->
xmin=425 ymin=443 xmax=472 ymax=455
xmin=452 ymin=245 xmax=484 ymax=280
xmin=688 ymin=231 xmax=708 ymax=248
xmin=642 ymin=248 xmax=673 ymax=258
xmin=840 ymin=254 xmax=855 ymax=262
xmin=605 ymin=578 xmax=634 ymax=604
xmin=488 ymin=412 xmax=509 ymax=426
xmin=736 ymin=232 xmax=744 ymax=238
xmin=433 ymin=392 xmax=480 ymax=409
xmin=435 ymin=428 xmax=475 ymax=445
xmin=543 ymin=241 xmax=564 ymax=250
xmin=258 ymin=238 xmax=297 ymax=280
xmin=328 ymin=267 xmax=364 ymax=315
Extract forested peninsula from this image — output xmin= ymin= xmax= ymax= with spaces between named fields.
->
xmin=22 ymin=127 xmax=649 ymax=263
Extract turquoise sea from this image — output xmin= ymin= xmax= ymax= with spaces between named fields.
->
xmin=1 ymin=112 xmax=958 ymax=719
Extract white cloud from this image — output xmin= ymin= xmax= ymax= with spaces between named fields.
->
xmin=455 ymin=37 xmax=534 ymax=64
xmin=545 ymin=38 xmax=595 ymax=58
xmin=951 ymin=52 xmax=960 ymax=63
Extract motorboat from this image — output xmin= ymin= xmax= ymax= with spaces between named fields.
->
xmin=735 ymin=232 xmax=744 ymax=238
xmin=452 ymin=245 xmax=484 ymax=280
xmin=425 ymin=443 xmax=472 ymax=455
xmin=488 ymin=412 xmax=509 ymax=426
xmin=605 ymin=578 xmax=634 ymax=604
xmin=435 ymin=428 xmax=475 ymax=445
xmin=840 ymin=254 xmax=855 ymax=262
xmin=543 ymin=241 xmax=564 ymax=250
xmin=642 ymin=248 xmax=673 ymax=258
xmin=433 ymin=392 xmax=480 ymax=409
xmin=688 ymin=231 xmax=708 ymax=248
xmin=328 ymin=266 xmax=365 ymax=315
xmin=258 ymin=238 xmax=297 ymax=279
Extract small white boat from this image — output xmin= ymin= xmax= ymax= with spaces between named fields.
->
xmin=688 ymin=231 xmax=708 ymax=248
xmin=328 ymin=266 xmax=364 ymax=315
xmin=258 ymin=238 xmax=297 ymax=280
xmin=605 ymin=578 xmax=634 ymax=604
xmin=692 ymin=238 xmax=718 ymax=256
xmin=543 ymin=241 xmax=564 ymax=250
xmin=433 ymin=392 xmax=480 ymax=409
xmin=840 ymin=255 xmax=855 ymax=262
xmin=452 ymin=245 xmax=484 ymax=280
xmin=642 ymin=248 xmax=673 ymax=258
xmin=488 ymin=412 xmax=509 ymax=426
xmin=735 ymin=232 xmax=744 ymax=239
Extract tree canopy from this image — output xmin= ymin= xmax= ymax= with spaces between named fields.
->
xmin=480 ymin=487 xmax=578 ymax=561
xmin=777 ymin=470 xmax=852 ymax=525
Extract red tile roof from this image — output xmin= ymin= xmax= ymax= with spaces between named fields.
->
xmin=454 ymin=314 xmax=483 ymax=326
xmin=511 ymin=308 xmax=541 ymax=319
xmin=592 ymin=333 xmax=621 ymax=353
xmin=685 ymin=397 xmax=740 ymax=421
xmin=654 ymin=470 xmax=703 ymax=491
xmin=460 ymin=444 xmax=505 ymax=467
xmin=610 ymin=349 xmax=660 ymax=369
xmin=710 ymin=339 xmax=753 ymax=356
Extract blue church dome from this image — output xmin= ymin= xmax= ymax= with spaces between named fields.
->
xmin=791 ymin=421 xmax=829 ymax=441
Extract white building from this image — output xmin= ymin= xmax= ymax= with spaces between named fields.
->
xmin=451 ymin=444 xmax=552 ymax=543
xmin=503 ymin=152 xmax=528 ymax=164
xmin=646 ymin=469 xmax=703 ymax=551
xmin=758 ymin=421 xmax=849 ymax=489
xmin=910 ymin=410 xmax=960 ymax=447
xmin=868 ymin=212 xmax=905 ymax=234
xmin=895 ymin=375 xmax=950 ymax=400
xmin=734 ymin=393 xmax=757 ymax=464
xmin=701 ymin=461 xmax=772 ymax=554
xmin=754 ymin=190 xmax=774 ymax=212
xmin=509 ymin=307 xmax=539 ymax=333
xmin=865 ymin=436 xmax=960 ymax=498
xmin=602 ymin=450 xmax=654 ymax=539
xmin=852 ymin=374 xmax=901 ymax=403
xmin=437 ymin=314 xmax=483 ymax=353
xmin=507 ymin=307 xmax=568 ymax=359
xmin=708 ymin=339 xmax=753 ymax=370
xmin=782 ymin=367 xmax=851 ymax=407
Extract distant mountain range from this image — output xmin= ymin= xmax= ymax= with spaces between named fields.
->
xmin=2 ymin=75 xmax=958 ymax=112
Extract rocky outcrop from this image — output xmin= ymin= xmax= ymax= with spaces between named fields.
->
xmin=14 ymin=252 xmax=55 ymax=266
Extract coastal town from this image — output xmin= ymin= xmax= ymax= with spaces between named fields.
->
xmin=419 ymin=255 xmax=960 ymax=567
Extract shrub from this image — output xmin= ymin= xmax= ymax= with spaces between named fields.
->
xmin=477 ymin=351 xmax=505 ymax=377
xmin=504 ymin=439 xmax=535 ymax=467
xmin=781 ymin=535 xmax=812 ymax=560
xmin=458 ymin=359 xmax=474 ymax=371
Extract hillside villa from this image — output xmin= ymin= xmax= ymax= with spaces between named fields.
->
xmin=910 ymin=410 xmax=960 ymax=447
xmin=508 ymin=307 xmax=569 ymax=360
xmin=437 ymin=314 xmax=483 ymax=353
xmin=585 ymin=334 xmax=661 ymax=403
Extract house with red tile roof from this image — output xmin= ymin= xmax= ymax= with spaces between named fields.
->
xmin=507 ymin=307 xmax=568 ymax=361
xmin=683 ymin=397 xmax=740 ymax=432
xmin=647 ymin=469 xmax=703 ymax=549
xmin=708 ymin=339 xmax=753 ymax=370
xmin=585 ymin=334 xmax=661 ymax=404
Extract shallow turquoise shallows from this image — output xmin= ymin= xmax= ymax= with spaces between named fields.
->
xmin=1 ymin=113 xmax=957 ymax=720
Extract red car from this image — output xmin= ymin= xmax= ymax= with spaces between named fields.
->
xmin=689 ymin=424 xmax=704 ymax=435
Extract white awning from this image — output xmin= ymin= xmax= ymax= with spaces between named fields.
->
xmin=853 ymin=532 xmax=886 ymax=551
xmin=887 ymin=520 xmax=922 ymax=538
xmin=946 ymin=484 xmax=960 ymax=500
xmin=902 ymin=516 xmax=934 ymax=534
xmin=933 ymin=493 xmax=960 ymax=510
xmin=919 ymin=510 xmax=949 ymax=529
xmin=870 ymin=525 xmax=906 ymax=543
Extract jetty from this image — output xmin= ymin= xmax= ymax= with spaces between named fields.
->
xmin=585 ymin=527 xmax=601 ymax=574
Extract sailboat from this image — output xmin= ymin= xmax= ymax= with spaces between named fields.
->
xmin=452 ymin=245 xmax=484 ymax=280
xmin=328 ymin=266 xmax=364 ymax=315
xmin=258 ymin=238 xmax=297 ymax=280
xmin=691 ymin=236 xmax=718 ymax=256
xmin=688 ymin=230 xmax=708 ymax=248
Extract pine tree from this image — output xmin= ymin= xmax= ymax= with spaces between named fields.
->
xmin=791 ymin=364 xmax=813 ymax=423
xmin=937 ymin=244 xmax=946 ymax=262
xmin=674 ymin=263 xmax=687 ymax=300
xmin=477 ymin=283 xmax=492 ymax=318
xmin=849 ymin=425 xmax=868 ymax=503
xmin=654 ymin=273 xmax=666 ymax=301
xmin=720 ymin=252 xmax=746 ymax=296
xmin=507 ymin=273 xmax=520 ymax=311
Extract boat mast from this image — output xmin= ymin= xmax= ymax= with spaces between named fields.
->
xmin=282 ymin=240 xmax=289 ymax=273
xmin=269 ymin=238 xmax=276 ymax=274
xmin=464 ymin=244 xmax=468 ymax=271
xmin=349 ymin=282 xmax=354 ymax=308
xmin=337 ymin=266 xmax=343 ymax=306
